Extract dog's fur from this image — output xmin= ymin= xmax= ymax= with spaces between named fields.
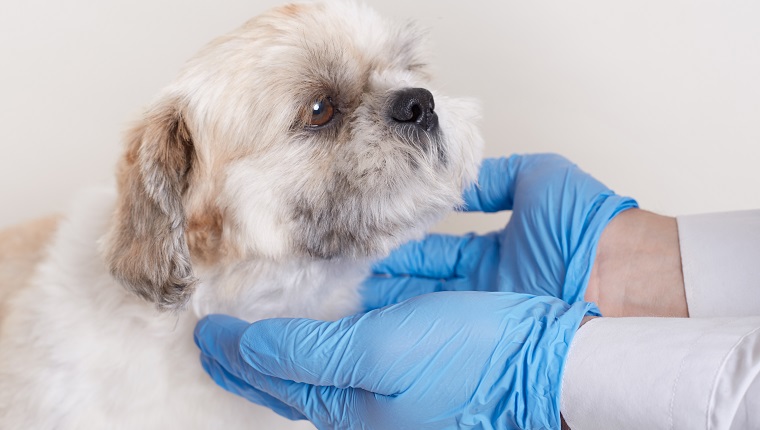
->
xmin=0 ymin=2 xmax=482 ymax=428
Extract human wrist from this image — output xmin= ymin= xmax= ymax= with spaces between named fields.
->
xmin=586 ymin=209 xmax=688 ymax=317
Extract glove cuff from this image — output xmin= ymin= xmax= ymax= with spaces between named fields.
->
xmin=489 ymin=299 xmax=597 ymax=430
xmin=564 ymin=193 xmax=638 ymax=308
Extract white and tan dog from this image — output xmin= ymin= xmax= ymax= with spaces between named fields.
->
xmin=0 ymin=2 xmax=482 ymax=428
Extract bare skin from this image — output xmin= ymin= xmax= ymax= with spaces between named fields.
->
xmin=585 ymin=208 xmax=689 ymax=317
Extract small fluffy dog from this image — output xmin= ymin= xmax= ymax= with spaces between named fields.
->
xmin=0 ymin=2 xmax=482 ymax=428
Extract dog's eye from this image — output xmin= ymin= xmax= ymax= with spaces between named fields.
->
xmin=309 ymin=97 xmax=335 ymax=128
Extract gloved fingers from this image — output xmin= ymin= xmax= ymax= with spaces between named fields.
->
xmin=204 ymin=348 xmax=361 ymax=429
xmin=371 ymin=233 xmax=468 ymax=278
xmin=194 ymin=315 xmax=354 ymax=423
xmin=461 ymin=156 xmax=518 ymax=213
xmin=236 ymin=368 xmax=359 ymax=429
xmin=200 ymin=353 xmax=306 ymax=421
xmin=194 ymin=314 xmax=256 ymax=378
xmin=361 ymin=275 xmax=445 ymax=310
xmin=362 ymin=265 xmax=501 ymax=311
xmin=364 ymin=233 xmax=501 ymax=311
xmin=192 ymin=313 xmax=361 ymax=410
xmin=234 ymin=316 xmax=406 ymax=396
xmin=462 ymin=154 xmax=594 ymax=213
xmin=371 ymin=233 xmax=497 ymax=278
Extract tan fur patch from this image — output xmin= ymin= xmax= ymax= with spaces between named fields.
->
xmin=278 ymin=3 xmax=305 ymax=17
xmin=0 ymin=215 xmax=60 ymax=327
xmin=186 ymin=206 xmax=224 ymax=264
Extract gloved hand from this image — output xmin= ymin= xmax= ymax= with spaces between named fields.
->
xmin=195 ymin=291 xmax=596 ymax=430
xmin=363 ymin=154 xmax=637 ymax=312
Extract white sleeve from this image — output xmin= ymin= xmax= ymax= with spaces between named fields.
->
xmin=560 ymin=317 xmax=760 ymax=430
xmin=677 ymin=209 xmax=760 ymax=317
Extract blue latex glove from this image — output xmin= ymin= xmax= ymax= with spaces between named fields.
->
xmin=195 ymin=291 xmax=596 ymax=430
xmin=363 ymin=154 xmax=637 ymax=311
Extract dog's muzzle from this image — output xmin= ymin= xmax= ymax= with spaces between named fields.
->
xmin=390 ymin=88 xmax=438 ymax=133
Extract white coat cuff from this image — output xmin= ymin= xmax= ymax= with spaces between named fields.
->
xmin=560 ymin=317 xmax=760 ymax=430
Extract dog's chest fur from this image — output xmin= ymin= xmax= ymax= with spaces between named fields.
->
xmin=0 ymin=188 xmax=364 ymax=429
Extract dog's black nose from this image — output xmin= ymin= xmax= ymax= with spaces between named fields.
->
xmin=390 ymin=88 xmax=438 ymax=132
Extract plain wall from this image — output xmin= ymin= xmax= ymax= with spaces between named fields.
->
xmin=1 ymin=0 xmax=759 ymax=234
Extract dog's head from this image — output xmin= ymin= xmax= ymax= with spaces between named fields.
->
xmin=104 ymin=1 xmax=483 ymax=311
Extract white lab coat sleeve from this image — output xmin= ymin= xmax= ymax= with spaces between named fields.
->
xmin=677 ymin=209 xmax=760 ymax=317
xmin=560 ymin=317 xmax=760 ymax=430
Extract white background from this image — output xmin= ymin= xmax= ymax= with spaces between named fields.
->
xmin=1 ymin=0 xmax=759 ymax=234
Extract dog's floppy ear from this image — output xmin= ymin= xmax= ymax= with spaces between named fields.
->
xmin=104 ymin=98 xmax=197 ymax=311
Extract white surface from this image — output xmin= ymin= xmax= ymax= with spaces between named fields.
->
xmin=2 ymin=1 xmax=760 ymax=231
xmin=678 ymin=210 xmax=760 ymax=318
xmin=561 ymin=317 xmax=760 ymax=430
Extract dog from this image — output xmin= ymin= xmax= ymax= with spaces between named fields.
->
xmin=0 ymin=1 xmax=482 ymax=428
